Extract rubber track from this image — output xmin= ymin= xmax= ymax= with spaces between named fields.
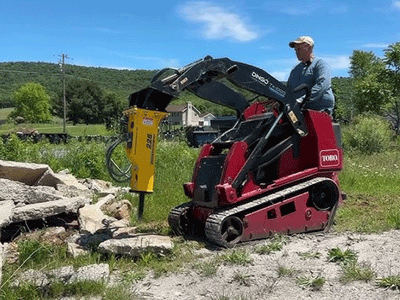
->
xmin=205 ymin=177 xmax=334 ymax=247
xmin=168 ymin=202 xmax=192 ymax=234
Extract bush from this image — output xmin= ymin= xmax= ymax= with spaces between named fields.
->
xmin=342 ymin=113 xmax=393 ymax=154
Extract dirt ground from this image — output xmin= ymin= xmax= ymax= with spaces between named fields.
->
xmin=134 ymin=230 xmax=400 ymax=300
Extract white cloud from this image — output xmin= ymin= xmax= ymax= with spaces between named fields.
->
xmin=362 ymin=43 xmax=389 ymax=48
xmin=321 ymin=55 xmax=350 ymax=70
xmin=179 ymin=2 xmax=258 ymax=42
xmin=394 ymin=1 xmax=400 ymax=9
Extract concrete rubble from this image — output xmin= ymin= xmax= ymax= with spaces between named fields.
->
xmin=0 ymin=159 xmax=174 ymax=286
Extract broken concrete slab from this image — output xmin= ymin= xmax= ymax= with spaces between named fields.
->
xmin=95 ymin=194 xmax=116 ymax=209
xmin=0 ymin=178 xmax=63 ymax=207
xmin=0 ymin=200 xmax=15 ymax=228
xmin=98 ymin=235 xmax=173 ymax=257
xmin=78 ymin=203 xmax=118 ymax=235
xmin=101 ymin=199 xmax=133 ymax=221
xmin=11 ymin=196 xmax=89 ymax=223
xmin=111 ymin=226 xmax=137 ymax=239
xmin=0 ymin=160 xmax=50 ymax=186
xmin=36 ymin=168 xmax=89 ymax=190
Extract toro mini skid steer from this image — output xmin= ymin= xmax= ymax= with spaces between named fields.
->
xmin=106 ymin=56 xmax=344 ymax=247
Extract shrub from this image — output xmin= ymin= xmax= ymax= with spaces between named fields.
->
xmin=342 ymin=113 xmax=392 ymax=154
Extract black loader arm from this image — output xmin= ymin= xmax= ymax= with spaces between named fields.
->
xmin=129 ymin=56 xmax=308 ymax=136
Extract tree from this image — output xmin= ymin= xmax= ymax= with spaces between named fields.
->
xmin=9 ymin=82 xmax=52 ymax=123
xmin=383 ymin=42 xmax=400 ymax=134
xmin=349 ymin=50 xmax=389 ymax=115
xmin=103 ymin=91 xmax=127 ymax=130
xmin=56 ymin=79 xmax=106 ymax=125
xmin=349 ymin=50 xmax=383 ymax=79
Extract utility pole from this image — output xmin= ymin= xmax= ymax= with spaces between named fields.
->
xmin=59 ymin=54 xmax=69 ymax=133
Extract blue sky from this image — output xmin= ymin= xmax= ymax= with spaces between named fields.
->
xmin=1 ymin=0 xmax=399 ymax=81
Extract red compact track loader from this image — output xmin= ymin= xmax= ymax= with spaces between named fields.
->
xmin=106 ymin=56 xmax=344 ymax=247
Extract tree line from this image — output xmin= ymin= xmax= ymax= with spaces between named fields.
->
xmin=1 ymin=43 xmax=399 ymax=128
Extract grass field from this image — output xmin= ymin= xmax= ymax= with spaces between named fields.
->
xmin=0 ymin=123 xmax=113 ymax=136
xmin=335 ymin=151 xmax=400 ymax=233
xmin=0 ymin=108 xmax=113 ymax=136
xmin=0 ymin=107 xmax=13 ymax=120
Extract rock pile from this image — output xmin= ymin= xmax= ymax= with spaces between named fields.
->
xmin=0 ymin=160 xmax=174 ymax=286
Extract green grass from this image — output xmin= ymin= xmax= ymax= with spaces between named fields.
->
xmin=296 ymin=275 xmax=326 ymax=291
xmin=0 ymin=122 xmax=113 ymax=136
xmin=277 ymin=265 xmax=296 ymax=277
xmin=254 ymin=235 xmax=288 ymax=255
xmin=339 ymin=261 xmax=375 ymax=284
xmin=0 ymin=107 xmax=13 ymax=120
xmin=298 ymin=251 xmax=321 ymax=260
xmin=327 ymin=247 xmax=358 ymax=264
xmin=376 ymin=275 xmax=400 ymax=290
xmin=193 ymin=260 xmax=219 ymax=277
xmin=336 ymin=150 xmax=400 ymax=233
xmin=231 ymin=271 xmax=253 ymax=286
xmin=136 ymin=141 xmax=199 ymax=223
xmin=217 ymin=249 xmax=253 ymax=266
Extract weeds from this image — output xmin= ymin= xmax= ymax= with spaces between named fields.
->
xmin=218 ymin=249 xmax=253 ymax=266
xmin=376 ymin=275 xmax=400 ymax=290
xmin=327 ymin=247 xmax=357 ymax=264
xmin=277 ymin=265 xmax=296 ymax=277
xmin=0 ymin=279 xmax=136 ymax=300
xmin=298 ymin=251 xmax=321 ymax=260
xmin=339 ymin=261 xmax=375 ymax=283
xmin=193 ymin=260 xmax=219 ymax=277
xmin=296 ymin=275 xmax=326 ymax=291
xmin=254 ymin=235 xmax=287 ymax=255
xmin=231 ymin=271 xmax=253 ymax=286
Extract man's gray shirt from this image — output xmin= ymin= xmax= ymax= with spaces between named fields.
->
xmin=287 ymin=57 xmax=335 ymax=113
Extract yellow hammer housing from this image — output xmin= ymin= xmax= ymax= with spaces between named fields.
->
xmin=124 ymin=106 xmax=168 ymax=192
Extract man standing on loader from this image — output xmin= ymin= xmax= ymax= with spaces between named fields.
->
xmin=288 ymin=36 xmax=335 ymax=115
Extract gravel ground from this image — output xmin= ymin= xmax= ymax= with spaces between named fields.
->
xmin=134 ymin=230 xmax=400 ymax=300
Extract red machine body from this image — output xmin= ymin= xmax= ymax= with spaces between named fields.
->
xmin=176 ymin=105 xmax=343 ymax=246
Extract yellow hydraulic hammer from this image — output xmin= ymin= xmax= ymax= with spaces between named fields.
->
xmin=123 ymin=106 xmax=168 ymax=220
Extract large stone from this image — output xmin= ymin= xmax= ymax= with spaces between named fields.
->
xmin=0 ymin=160 xmax=50 ymax=186
xmin=36 ymin=169 xmax=88 ymax=191
xmin=0 ymin=178 xmax=63 ymax=207
xmin=67 ymin=231 xmax=113 ymax=257
xmin=78 ymin=202 xmax=117 ymax=235
xmin=12 ymin=196 xmax=89 ymax=222
xmin=79 ymin=178 xmax=114 ymax=193
xmin=0 ymin=200 xmax=15 ymax=227
xmin=102 ymin=199 xmax=133 ymax=221
xmin=67 ymin=242 xmax=90 ymax=258
xmin=12 ymin=269 xmax=50 ymax=288
xmin=98 ymin=235 xmax=173 ymax=257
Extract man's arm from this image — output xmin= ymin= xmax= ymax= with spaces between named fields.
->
xmin=309 ymin=59 xmax=332 ymax=102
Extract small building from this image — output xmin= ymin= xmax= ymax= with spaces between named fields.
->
xmin=165 ymin=102 xmax=215 ymax=127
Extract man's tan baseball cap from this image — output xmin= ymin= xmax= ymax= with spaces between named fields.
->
xmin=289 ymin=36 xmax=314 ymax=48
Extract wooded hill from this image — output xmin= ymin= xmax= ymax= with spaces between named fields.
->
xmin=0 ymin=61 xmax=353 ymax=118
xmin=0 ymin=61 xmax=156 ymax=108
